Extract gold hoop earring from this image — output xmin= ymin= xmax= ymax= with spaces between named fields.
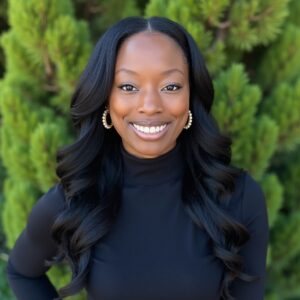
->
xmin=102 ymin=109 xmax=113 ymax=129
xmin=184 ymin=110 xmax=193 ymax=130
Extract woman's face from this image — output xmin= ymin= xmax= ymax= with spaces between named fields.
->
xmin=108 ymin=31 xmax=190 ymax=158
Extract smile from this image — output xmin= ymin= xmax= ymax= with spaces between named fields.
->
xmin=129 ymin=122 xmax=169 ymax=141
xmin=132 ymin=123 xmax=167 ymax=134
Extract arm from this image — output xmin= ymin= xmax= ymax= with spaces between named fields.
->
xmin=5 ymin=183 xmax=66 ymax=300
xmin=230 ymin=172 xmax=269 ymax=299
xmin=6 ymin=259 xmax=59 ymax=300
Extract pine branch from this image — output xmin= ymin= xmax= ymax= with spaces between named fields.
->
xmin=208 ymin=3 xmax=232 ymax=49
xmin=43 ymin=83 xmax=60 ymax=93
xmin=42 ymin=50 xmax=54 ymax=78
xmin=84 ymin=0 xmax=103 ymax=15
xmin=249 ymin=6 xmax=274 ymax=23
xmin=217 ymin=20 xmax=231 ymax=29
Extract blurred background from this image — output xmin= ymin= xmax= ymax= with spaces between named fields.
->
xmin=0 ymin=0 xmax=300 ymax=299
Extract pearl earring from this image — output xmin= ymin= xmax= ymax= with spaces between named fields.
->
xmin=184 ymin=110 xmax=193 ymax=129
xmin=102 ymin=109 xmax=113 ymax=129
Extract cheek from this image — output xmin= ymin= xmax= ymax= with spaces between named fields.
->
xmin=166 ymin=91 xmax=190 ymax=121
xmin=108 ymin=93 xmax=132 ymax=124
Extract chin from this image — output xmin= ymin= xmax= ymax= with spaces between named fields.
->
xmin=129 ymin=143 xmax=175 ymax=159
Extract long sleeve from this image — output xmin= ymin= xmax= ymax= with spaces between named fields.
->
xmin=6 ymin=183 xmax=66 ymax=300
xmin=230 ymin=172 xmax=270 ymax=299
xmin=6 ymin=259 xmax=59 ymax=300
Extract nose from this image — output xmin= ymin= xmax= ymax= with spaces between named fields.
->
xmin=138 ymin=88 xmax=163 ymax=115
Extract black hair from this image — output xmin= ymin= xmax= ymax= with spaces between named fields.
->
xmin=47 ymin=16 xmax=256 ymax=300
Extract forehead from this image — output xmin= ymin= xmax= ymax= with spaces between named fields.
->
xmin=115 ymin=31 xmax=188 ymax=74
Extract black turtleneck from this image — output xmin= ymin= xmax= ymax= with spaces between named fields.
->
xmin=6 ymin=143 xmax=269 ymax=300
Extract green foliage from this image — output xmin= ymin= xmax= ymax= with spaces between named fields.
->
xmin=256 ymin=23 xmax=300 ymax=90
xmin=73 ymin=0 xmax=141 ymax=41
xmin=212 ymin=64 xmax=278 ymax=178
xmin=30 ymin=122 xmax=70 ymax=192
xmin=199 ymin=0 xmax=230 ymax=26
xmin=0 ymin=31 xmax=45 ymax=97
xmin=260 ymin=173 xmax=283 ymax=227
xmin=286 ymin=0 xmax=300 ymax=27
xmin=45 ymin=15 xmax=92 ymax=103
xmin=279 ymin=150 xmax=300 ymax=211
xmin=269 ymin=216 xmax=300 ymax=299
xmin=271 ymin=213 xmax=300 ymax=270
xmin=0 ymin=86 xmax=39 ymax=182
xmin=94 ymin=0 xmax=140 ymax=30
xmin=0 ymin=258 xmax=14 ymax=300
xmin=228 ymin=0 xmax=290 ymax=51
xmin=281 ymin=254 xmax=300 ymax=298
xmin=261 ymin=79 xmax=300 ymax=152
xmin=2 ymin=179 xmax=37 ymax=248
xmin=8 ymin=0 xmax=74 ymax=66
xmin=145 ymin=0 xmax=290 ymax=74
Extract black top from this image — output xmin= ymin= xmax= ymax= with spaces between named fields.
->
xmin=6 ymin=143 xmax=269 ymax=300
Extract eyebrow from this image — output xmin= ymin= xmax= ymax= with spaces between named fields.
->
xmin=115 ymin=68 xmax=184 ymax=76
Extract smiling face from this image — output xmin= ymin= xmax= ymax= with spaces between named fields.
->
xmin=108 ymin=31 xmax=190 ymax=158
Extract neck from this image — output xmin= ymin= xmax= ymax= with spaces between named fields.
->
xmin=120 ymin=142 xmax=184 ymax=186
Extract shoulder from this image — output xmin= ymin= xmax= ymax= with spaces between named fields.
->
xmin=225 ymin=170 xmax=268 ymax=226
xmin=26 ymin=183 xmax=66 ymax=239
xmin=8 ymin=183 xmax=67 ymax=277
xmin=240 ymin=171 xmax=268 ymax=227
xmin=30 ymin=183 xmax=66 ymax=217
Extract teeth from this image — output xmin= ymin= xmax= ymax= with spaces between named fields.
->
xmin=133 ymin=124 xmax=167 ymax=134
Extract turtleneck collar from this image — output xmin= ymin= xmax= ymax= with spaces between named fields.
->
xmin=120 ymin=142 xmax=184 ymax=186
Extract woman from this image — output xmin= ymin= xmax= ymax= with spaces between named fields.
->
xmin=6 ymin=16 xmax=269 ymax=300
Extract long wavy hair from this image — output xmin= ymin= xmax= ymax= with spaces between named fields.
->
xmin=47 ymin=16 xmax=256 ymax=300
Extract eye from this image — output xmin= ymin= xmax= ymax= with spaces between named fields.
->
xmin=162 ymin=84 xmax=182 ymax=92
xmin=119 ymin=84 xmax=138 ymax=92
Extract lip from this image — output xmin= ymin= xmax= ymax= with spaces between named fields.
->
xmin=129 ymin=122 xmax=170 ymax=141
xmin=130 ymin=120 xmax=169 ymax=126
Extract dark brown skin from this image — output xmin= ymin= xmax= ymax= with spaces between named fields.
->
xmin=108 ymin=31 xmax=190 ymax=158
